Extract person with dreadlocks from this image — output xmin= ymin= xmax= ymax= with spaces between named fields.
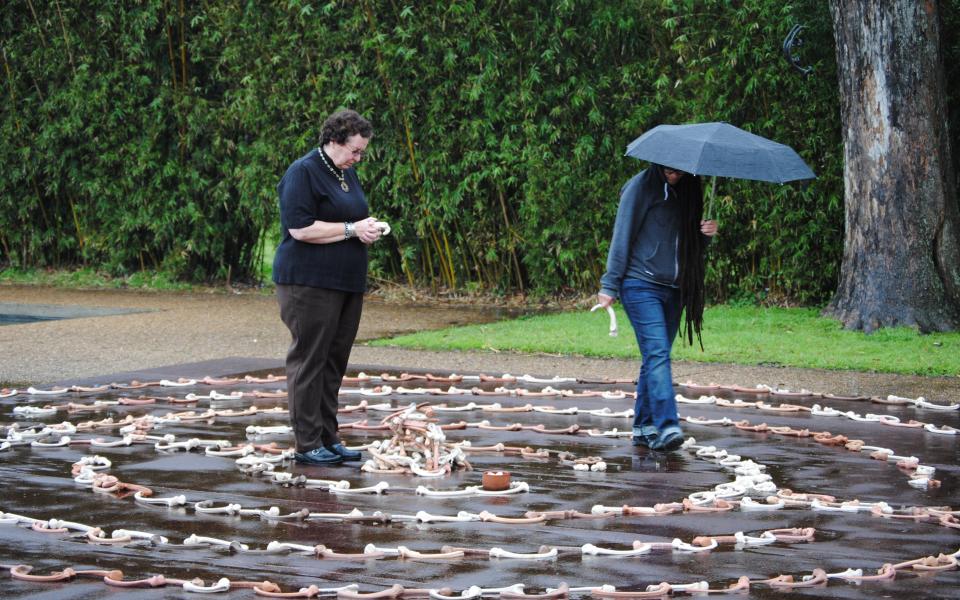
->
xmin=598 ymin=164 xmax=718 ymax=451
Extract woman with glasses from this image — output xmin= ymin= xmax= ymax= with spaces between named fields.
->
xmin=273 ymin=108 xmax=383 ymax=465
xmin=597 ymin=164 xmax=718 ymax=452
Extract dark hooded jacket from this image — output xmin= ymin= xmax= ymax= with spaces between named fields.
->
xmin=600 ymin=165 xmax=701 ymax=295
xmin=599 ymin=165 xmax=708 ymax=346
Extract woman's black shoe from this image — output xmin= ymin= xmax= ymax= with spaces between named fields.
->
xmin=327 ymin=442 xmax=362 ymax=461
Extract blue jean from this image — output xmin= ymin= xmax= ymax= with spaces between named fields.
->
xmin=620 ymin=278 xmax=683 ymax=442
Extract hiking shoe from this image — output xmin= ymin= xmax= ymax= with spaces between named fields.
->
xmin=651 ymin=431 xmax=685 ymax=452
xmin=327 ymin=442 xmax=362 ymax=461
xmin=294 ymin=447 xmax=344 ymax=465
xmin=632 ymin=434 xmax=655 ymax=448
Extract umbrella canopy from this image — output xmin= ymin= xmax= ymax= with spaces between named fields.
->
xmin=625 ymin=122 xmax=815 ymax=183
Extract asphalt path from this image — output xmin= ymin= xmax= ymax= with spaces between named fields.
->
xmin=1 ymin=285 xmax=959 ymax=598
xmin=0 ymin=285 xmax=957 ymax=404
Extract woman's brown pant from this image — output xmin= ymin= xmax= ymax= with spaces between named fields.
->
xmin=276 ymin=284 xmax=363 ymax=453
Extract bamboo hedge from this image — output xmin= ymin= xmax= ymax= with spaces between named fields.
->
xmin=1 ymin=1 xmax=957 ymax=303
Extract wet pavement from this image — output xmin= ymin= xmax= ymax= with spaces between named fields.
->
xmin=1 ymin=285 xmax=959 ymax=597
xmin=1 ymin=370 xmax=959 ymax=598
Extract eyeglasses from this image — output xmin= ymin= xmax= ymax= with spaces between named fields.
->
xmin=346 ymin=146 xmax=367 ymax=159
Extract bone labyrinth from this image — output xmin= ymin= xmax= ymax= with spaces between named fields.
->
xmin=1 ymin=371 xmax=958 ymax=598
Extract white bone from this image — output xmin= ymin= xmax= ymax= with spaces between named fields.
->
xmin=430 ymin=587 xmax=482 ymax=600
xmin=31 ymin=436 xmax=70 ymax=447
xmin=329 ymin=481 xmax=389 ymax=495
xmin=657 ymin=581 xmax=707 ymax=592
xmin=47 ymin=518 xmax=97 ymax=533
xmin=914 ymin=398 xmax=959 ymax=410
xmin=554 ymin=586 xmax=614 ymax=594
xmin=590 ymin=304 xmax=618 ymax=337
xmin=194 ymin=502 xmax=242 ymax=515
xmin=476 ymin=481 xmax=529 ymax=495
xmin=245 ymin=425 xmax=293 ymax=435
xmin=26 ymin=386 xmax=69 ymax=395
xmin=415 ymin=510 xmax=480 ymax=523
xmin=266 ymin=541 xmax=317 ymax=553
xmin=734 ymin=531 xmax=777 ymax=546
xmin=676 ymin=395 xmax=715 ymax=405
xmin=134 ymin=491 xmax=186 ymax=506
xmin=581 ymin=543 xmax=651 ymax=556
xmin=672 ymin=538 xmax=717 ymax=552
xmin=182 ymin=577 xmax=231 ymax=593
xmin=113 ymin=529 xmax=169 ymax=544
xmin=925 ymin=424 xmax=958 ymax=435
xmin=481 ymin=584 xmax=527 ymax=596
xmin=13 ymin=406 xmax=58 ymax=417
xmin=489 ymin=546 xmax=557 ymax=559
xmin=416 ymin=485 xmax=480 ymax=497
xmin=183 ymin=534 xmax=248 ymax=551
xmin=582 ymin=407 xmax=633 ymax=418
xmin=517 ymin=374 xmax=577 ymax=384
xmin=739 ymin=497 xmax=784 ymax=511
xmin=823 ymin=568 xmax=864 ymax=580
xmin=160 ymin=379 xmax=197 ymax=387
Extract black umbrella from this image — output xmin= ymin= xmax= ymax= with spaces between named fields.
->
xmin=625 ymin=122 xmax=815 ymax=183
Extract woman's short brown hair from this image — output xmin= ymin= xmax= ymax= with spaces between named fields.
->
xmin=320 ymin=109 xmax=373 ymax=145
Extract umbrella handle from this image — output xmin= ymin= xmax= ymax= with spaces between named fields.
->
xmin=590 ymin=304 xmax=618 ymax=337
xmin=704 ymin=176 xmax=717 ymax=221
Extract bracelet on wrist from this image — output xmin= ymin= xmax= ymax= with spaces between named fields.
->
xmin=344 ymin=221 xmax=355 ymax=239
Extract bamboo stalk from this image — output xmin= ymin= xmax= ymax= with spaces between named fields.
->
xmin=441 ymin=230 xmax=456 ymax=288
xmin=391 ymin=237 xmax=415 ymax=287
xmin=30 ymin=176 xmax=50 ymax=230
xmin=68 ymin=194 xmax=85 ymax=254
xmin=253 ymin=226 xmax=267 ymax=285
xmin=164 ymin=0 xmax=178 ymax=89
xmin=456 ymin=220 xmax=486 ymax=288
xmin=1 ymin=48 xmax=20 ymax=133
xmin=400 ymin=116 xmax=420 ymax=182
xmin=178 ymin=0 xmax=187 ymax=163
xmin=428 ymin=222 xmax=453 ymax=288
xmin=422 ymin=237 xmax=435 ymax=289
xmin=179 ymin=0 xmax=187 ymax=87
xmin=52 ymin=0 xmax=76 ymax=75
xmin=25 ymin=0 xmax=47 ymax=47
xmin=53 ymin=191 xmax=63 ymax=266
xmin=362 ymin=0 xmax=439 ymax=288
xmin=362 ymin=3 xmax=422 ymax=184
xmin=30 ymin=75 xmax=45 ymax=103
xmin=498 ymin=189 xmax=524 ymax=293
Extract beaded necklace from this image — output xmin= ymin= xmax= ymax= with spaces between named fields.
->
xmin=318 ymin=147 xmax=349 ymax=192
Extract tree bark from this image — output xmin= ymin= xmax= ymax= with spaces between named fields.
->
xmin=825 ymin=0 xmax=960 ymax=332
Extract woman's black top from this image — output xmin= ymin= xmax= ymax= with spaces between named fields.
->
xmin=272 ymin=148 xmax=369 ymax=292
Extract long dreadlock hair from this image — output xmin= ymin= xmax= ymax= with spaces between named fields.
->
xmin=657 ymin=165 xmax=707 ymax=349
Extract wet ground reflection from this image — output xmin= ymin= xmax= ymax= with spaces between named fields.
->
xmin=1 ymin=372 xmax=958 ymax=598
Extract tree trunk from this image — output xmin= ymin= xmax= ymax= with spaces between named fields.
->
xmin=825 ymin=0 xmax=960 ymax=332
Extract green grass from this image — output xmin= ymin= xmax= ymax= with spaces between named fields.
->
xmin=259 ymin=234 xmax=278 ymax=284
xmin=0 ymin=267 xmax=195 ymax=291
xmin=370 ymin=305 xmax=960 ymax=376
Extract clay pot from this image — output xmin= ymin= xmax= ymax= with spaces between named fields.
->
xmin=481 ymin=470 xmax=511 ymax=491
